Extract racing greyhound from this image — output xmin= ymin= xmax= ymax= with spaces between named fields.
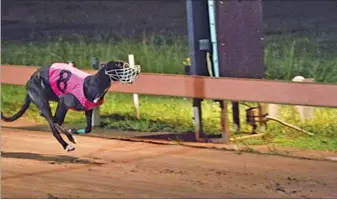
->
xmin=1 ymin=60 xmax=140 ymax=152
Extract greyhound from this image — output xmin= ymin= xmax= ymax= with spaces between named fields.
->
xmin=1 ymin=60 xmax=140 ymax=152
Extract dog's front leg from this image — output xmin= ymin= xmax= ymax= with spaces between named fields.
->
xmin=69 ymin=109 xmax=93 ymax=134
xmin=84 ymin=109 xmax=93 ymax=133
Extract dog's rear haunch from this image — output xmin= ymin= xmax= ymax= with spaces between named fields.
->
xmin=1 ymin=61 xmax=140 ymax=152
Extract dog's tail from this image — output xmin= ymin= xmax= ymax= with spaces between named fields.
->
xmin=1 ymin=95 xmax=31 ymax=122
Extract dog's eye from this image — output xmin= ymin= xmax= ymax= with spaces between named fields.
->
xmin=116 ymin=62 xmax=123 ymax=67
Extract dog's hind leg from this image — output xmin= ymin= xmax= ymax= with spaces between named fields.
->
xmin=53 ymin=98 xmax=77 ymax=144
xmin=26 ymin=82 xmax=74 ymax=152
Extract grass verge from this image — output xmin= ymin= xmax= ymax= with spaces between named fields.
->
xmin=1 ymin=33 xmax=337 ymax=151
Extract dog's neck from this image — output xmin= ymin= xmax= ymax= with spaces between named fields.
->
xmin=83 ymin=69 xmax=113 ymax=102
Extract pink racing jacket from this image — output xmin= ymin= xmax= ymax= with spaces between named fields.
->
xmin=49 ymin=63 xmax=104 ymax=111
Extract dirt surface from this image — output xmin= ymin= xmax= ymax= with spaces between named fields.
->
xmin=3 ymin=119 xmax=337 ymax=161
xmin=2 ymin=122 xmax=337 ymax=198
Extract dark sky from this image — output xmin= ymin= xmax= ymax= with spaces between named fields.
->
xmin=2 ymin=0 xmax=337 ymax=41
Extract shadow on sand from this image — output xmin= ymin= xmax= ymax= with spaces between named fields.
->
xmin=3 ymin=124 xmax=222 ymax=144
xmin=134 ymin=132 xmax=222 ymax=143
xmin=1 ymin=151 xmax=101 ymax=165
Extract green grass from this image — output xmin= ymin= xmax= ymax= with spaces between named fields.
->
xmin=1 ymin=34 xmax=189 ymax=74
xmin=1 ymin=33 xmax=337 ymax=151
xmin=264 ymin=34 xmax=337 ymax=83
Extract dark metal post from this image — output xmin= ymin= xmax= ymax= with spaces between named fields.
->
xmin=219 ymin=100 xmax=230 ymax=143
xmin=186 ymin=0 xmax=211 ymax=141
xmin=216 ymin=0 xmax=265 ymax=137
xmin=186 ymin=0 xmax=211 ymax=76
xmin=232 ymin=101 xmax=240 ymax=132
xmin=216 ymin=0 xmax=264 ymax=78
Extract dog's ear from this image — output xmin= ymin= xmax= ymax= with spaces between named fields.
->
xmin=68 ymin=61 xmax=76 ymax=68
xmin=100 ymin=62 xmax=107 ymax=69
xmin=106 ymin=60 xmax=128 ymax=70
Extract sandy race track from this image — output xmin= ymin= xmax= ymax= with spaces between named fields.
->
xmin=1 ymin=124 xmax=337 ymax=198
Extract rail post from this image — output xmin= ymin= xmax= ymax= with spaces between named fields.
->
xmin=128 ymin=54 xmax=141 ymax=120
xmin=292 ymin=76 xmax=315 ymax=122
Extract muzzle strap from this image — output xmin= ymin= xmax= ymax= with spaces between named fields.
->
xmin=104 ymin=62 xmax=140 ymax=84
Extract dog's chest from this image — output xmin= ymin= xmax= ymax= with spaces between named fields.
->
xmin=49 ymin=63 xmax=89 ymax=96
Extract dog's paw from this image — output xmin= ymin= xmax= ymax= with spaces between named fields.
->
xmin=65 ymin=144 xmax=75 ymax=152
xmin=68 ymin=128 xmax=76 ymax=134
xmin=69 ymin=135 xmax=78 ymax=144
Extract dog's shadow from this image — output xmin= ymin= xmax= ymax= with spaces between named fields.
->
xmin=1 ymin=151 xmax=100 ymax=165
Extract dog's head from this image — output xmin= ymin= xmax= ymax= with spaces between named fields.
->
xmin=101 ymin=60 xmax=141 ymax=84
